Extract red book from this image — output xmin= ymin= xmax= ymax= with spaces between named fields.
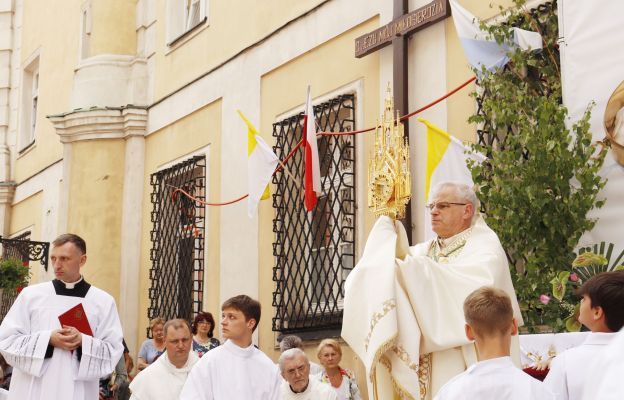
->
xmin=58 ymin=303 xmax=93 ymax=336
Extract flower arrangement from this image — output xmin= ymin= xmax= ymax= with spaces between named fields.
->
xmin=0 ymin=258 xmax=31 ymax=292
xmin=541 ymin=251 xmax=623 ymax=332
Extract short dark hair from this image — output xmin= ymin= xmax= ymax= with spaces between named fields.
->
xmin=222 ymin=295 xmax=261 ymax=332
xmin=192 ymin=311 xmax=216 ymax=337
xmin=163 ymin=318 xmax=191 ymax=337
xmin=52 ymin=233 xmax=86 ymax=254
xmin=464 ymin=286 xmax=513 ymax=337
xmin=577 ymin=270 xmax=624 ymax=332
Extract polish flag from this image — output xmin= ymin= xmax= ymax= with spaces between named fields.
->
xmin=303 ymin=86 xmax=321 ymax=211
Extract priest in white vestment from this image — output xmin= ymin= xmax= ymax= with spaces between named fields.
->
xmin=342 ymin=182 xmax=523 ymax=399
xmin=279 ymin=348 xmax=337 ymax=400
xmin=180 ymin=295 xmax=281 ymax=400
xmin=129 ymin=319 xmax=198 ymax=400
xmin=0 ymin=234 xmax=124 ymax=400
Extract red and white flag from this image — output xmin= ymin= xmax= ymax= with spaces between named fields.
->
xmin=303 ymin=86 xmax=322 ymax=211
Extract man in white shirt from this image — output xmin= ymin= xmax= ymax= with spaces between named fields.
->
xmin=0 ymin=233 xmax=124 ymax=400
xmin=129 ymin=319 xmax=198 ymax=400
xmin=180 ymin=295 xmax=281 ymax=400
xmin=435 ymin=287 xmax=554 ymax=400
xmin=279 ymin=348 xmax=336 ymax=400
xmin=545 ymin=270 xmax=624 ymax=400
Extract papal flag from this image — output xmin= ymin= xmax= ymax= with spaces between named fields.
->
xmin=449 ymin=0 xmax=542 ymax=72
xmin=238 ymin=110 xmax=279 ymax=218
xmin=420 ymin=118 xmax=485 ymax=240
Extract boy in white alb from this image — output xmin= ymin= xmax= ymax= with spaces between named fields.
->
xmin=545 ymin=270 xmax=624 ymax=400
xmin=435 ymin=287 xmax=554 ymax=400
xmin=180 ymin=295 xmax=281 ymax=400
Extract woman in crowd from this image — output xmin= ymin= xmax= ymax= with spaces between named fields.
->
xmin=136 ymin=317 xmax=165 ymax=372
xmin=317 ymin=339 xmax=362 ymax=400
xmin=191 ymin=311 xmax=220 ymax=357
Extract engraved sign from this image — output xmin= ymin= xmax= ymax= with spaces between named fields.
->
xmin=354 ymin=0 xmax=450 ymax=58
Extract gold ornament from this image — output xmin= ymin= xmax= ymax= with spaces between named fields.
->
xmin=368 ymin=84 xmax=411 ymax=219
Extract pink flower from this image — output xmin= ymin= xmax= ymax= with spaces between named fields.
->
xmin=539 ymin=294 xmax=551 ymax=305
xmin=569 ymin=272 xmax=579 ymax=282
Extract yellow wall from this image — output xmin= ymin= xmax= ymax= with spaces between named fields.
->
xmin=9 ymin=192 xmax=44 ymax=282
xmin=137 ymin=99 xmax=222 ymax=348
xmin=91 ymin=0 xmax=137 ymax=56
xmin=66 ymin=139 xmax=126 ymax=302
xmin=16 ymin=0 xmax=83 ymax=182
xmin=153 ymin=0 xmax=326 ymax=99
xmin=258 ymin=17 xmax=381 ymax=397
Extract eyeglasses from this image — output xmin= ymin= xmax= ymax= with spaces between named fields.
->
xmin=197 ymin=320 xmax=210 ymax=325
xmin=425 ymin=202 xmax=468 ymax=211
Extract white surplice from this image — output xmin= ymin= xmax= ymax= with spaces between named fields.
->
xmin=281 ymin=378 xmax=337 ymax=400
xmin=0 ymin=280 xmax=124 ymax=400
xmin=179 ymin=339 xmax=281 ymax=400
xmin=583 ymin=328 xmax=624 ymax=400
xmin=129 ymin=350 xmax=198 ymax=400
xmin=434 ymin=356 xmax=555 ymax=400
xmin=545 ymin=332 xmax=617 ymax=400
xmin=342 ymin=216 xmax=522 ymax=399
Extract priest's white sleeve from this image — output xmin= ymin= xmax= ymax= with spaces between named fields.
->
xmin=0 ymin=292 xmax=52 ymax=377
xmin=76 ymin=296 xmax=124 ymax=381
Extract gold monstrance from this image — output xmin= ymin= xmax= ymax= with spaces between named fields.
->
xmin=368 ymin=85 xmax=411 ymax=219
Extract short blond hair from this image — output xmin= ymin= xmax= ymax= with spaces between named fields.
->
xmin=464 ymin=286 xmax=513 ymax=337
xmin=149 ymin=317 xmax=165 ymax=330
xmin=317 ymin=338 xmax=342 ymax=359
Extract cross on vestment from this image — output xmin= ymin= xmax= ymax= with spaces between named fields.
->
xmin=354 ymin=0 xmax=451 ymax=245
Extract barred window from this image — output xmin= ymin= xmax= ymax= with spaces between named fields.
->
xmin=148 ymin=156 xmax=206 ymax=335
xmin=272 ymin=94 xmax=356 ymax=334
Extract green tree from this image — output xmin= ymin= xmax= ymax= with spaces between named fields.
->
xmin=468 ymin=0 xmax=607 ymax=332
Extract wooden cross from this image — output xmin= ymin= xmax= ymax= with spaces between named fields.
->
xmin=355 ymin=0 xmax=451 ymax=242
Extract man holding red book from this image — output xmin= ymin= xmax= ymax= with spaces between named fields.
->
xmin=0 ymin=233 xmax=124 ymax=400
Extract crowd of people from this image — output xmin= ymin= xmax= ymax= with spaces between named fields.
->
xmin=0 ymin=182 xmax=623 ymax=399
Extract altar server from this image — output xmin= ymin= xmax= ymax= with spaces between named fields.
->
xmin=0 ymin=233 xmax=124 ymax=400
xmin=545 ymin=270 xmax=624 ymax=400
xmin=180 ymin=295 xmax=281 ymax=400
xmin=435 ymin=287 xmax=554 ymax=400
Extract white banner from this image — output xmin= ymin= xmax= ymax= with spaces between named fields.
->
xmin=559 ymin=0 xmax=624 ymax=266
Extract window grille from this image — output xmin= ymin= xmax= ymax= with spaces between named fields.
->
xmin=0 ymin=232 xmax=49 ymax=322
xmin=148 ymin=156 xmax=206 ymax=336
xmin=272 ymin=94 xmax=356 ymax=333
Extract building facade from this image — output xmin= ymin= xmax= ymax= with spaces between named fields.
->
xmin=0 ymin=0 xmax=520 ymax=396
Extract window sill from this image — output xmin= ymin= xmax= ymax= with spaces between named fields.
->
xmin=166 ymin=17 xmax=208 ymax=50
xmin=17 ymin=141 xmax=36 ymax=158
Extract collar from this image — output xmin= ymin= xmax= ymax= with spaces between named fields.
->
xmin=159 ymin=350 xmax=198 ymax=373
xmin=437 ymin=227 xmax=472 ymax=249
xmin=467 ymin=356 xmax=514 ymax=374
xmin=52 ymin=278 xmax=91 ymax=297
xmin=583 ymin=332 xmax=618 ymax=346
xmin=223 ymin=339 xmax=256 ymax=358
xmin=289 ymin=381 xmax=310 ymax=394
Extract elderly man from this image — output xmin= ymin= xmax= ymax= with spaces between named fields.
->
xmin=279 ymin=335 xmax=324 ymax=376
xmin=279 ymin=348 xmax=336 ymax=400
xmin=343 ymin=182 xmax=522 ymax=399
xmin=129 ymin=319 xmax=198 ymax=400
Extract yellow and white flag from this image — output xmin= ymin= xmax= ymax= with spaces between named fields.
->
xmin=420 ymin=118 xmax=485 ymax=240
xmin=238 ymin=110 xmax=279 ymax=218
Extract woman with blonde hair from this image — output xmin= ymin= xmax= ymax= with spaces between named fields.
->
xmin=136 ymin=317 xmax=166 ymax=372
xmin=316 ymin=339 xmax=362 ymax=400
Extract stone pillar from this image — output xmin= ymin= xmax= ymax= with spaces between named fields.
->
xmin=49 ymin=106 xmax=147 ymax=349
